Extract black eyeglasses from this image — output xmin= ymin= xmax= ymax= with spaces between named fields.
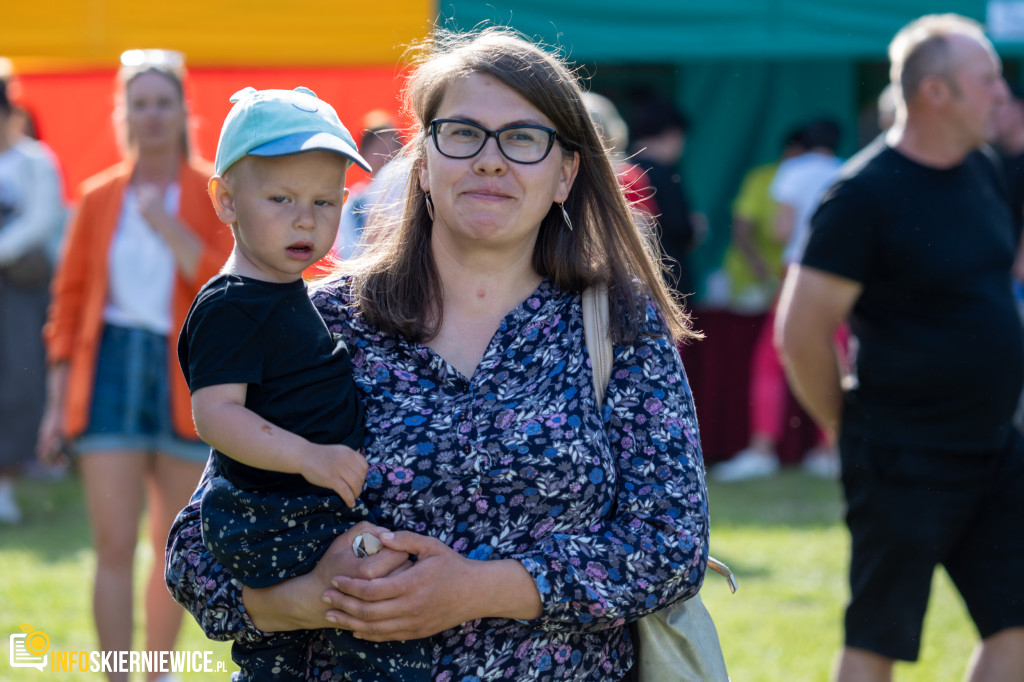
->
xmin=429 ymin=119 xmax=561 ymax=164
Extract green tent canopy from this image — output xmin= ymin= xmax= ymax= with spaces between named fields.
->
xmin=443 ymin=0 xmax=1024 ymax=299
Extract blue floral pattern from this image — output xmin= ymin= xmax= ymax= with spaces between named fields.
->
xmin=166 ymin=278 xmax=709 ymax=681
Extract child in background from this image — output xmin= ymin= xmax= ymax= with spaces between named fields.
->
xmin=178 ymin=86 xmax=428 ymax=681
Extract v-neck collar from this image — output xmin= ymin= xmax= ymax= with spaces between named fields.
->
xmin=405 ymin=278 xmax=561 ymax=385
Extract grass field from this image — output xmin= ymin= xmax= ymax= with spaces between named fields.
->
xmin=0 ymin=475 xmax=236 ymax=681
xmin=1 ymin=471 xmax=979 ymax=681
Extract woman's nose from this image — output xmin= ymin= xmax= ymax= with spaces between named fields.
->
xmin=473 ymin=136 xmax=507 ymax=174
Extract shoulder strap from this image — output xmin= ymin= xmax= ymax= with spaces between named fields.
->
xmin=582 ymin=283 xmax=613 ymax=405
xmin=584 ymin=284 xmax=739 ymax=593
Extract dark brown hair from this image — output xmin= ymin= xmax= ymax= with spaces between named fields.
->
xmin=344 ymin=27 xmax=697 ymax=344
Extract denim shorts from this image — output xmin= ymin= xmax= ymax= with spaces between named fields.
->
xmin=76 ymin=324 xmax=209 ymax=463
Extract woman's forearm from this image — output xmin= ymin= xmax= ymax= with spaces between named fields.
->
xmin=44 ymin=362 xmax=70 ymax=408
xmin=37 ymin=363 xmax=70 ymax=462
xmin=165 ymin=498 xmax=264 ymax=642
xmin=322 ymin=532 xmax=542 ymax=641
xmin=516 ymin=297 xmax=708 ymax=628
xmin=166 ymin=491 xmax=339 ymax=640
xmin=242 ymin=573 xmax=331 ymax=633
xmin=478 ymin=559 xmax=543 ymax=621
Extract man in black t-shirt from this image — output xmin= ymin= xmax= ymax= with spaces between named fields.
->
xmin=776 ymin=14 xmax=1024 ymax=681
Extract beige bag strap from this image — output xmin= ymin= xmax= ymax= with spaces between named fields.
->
xmin=582 ymin=283 xmax=613 ymax=405
xmin=582 ymin=284 xmax=732 ymax=680
xmin=582 ymin=284 xmax=738 ymax=595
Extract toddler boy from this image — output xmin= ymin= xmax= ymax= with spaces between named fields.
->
xmin=178 ymin=86 xmax=428 ymax=681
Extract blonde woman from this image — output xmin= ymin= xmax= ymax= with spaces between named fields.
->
xmin=39 ymin=51 xmax=232 ymax=681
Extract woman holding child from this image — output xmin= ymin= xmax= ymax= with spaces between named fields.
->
xmin=167 ymin=29 xmax=709 ymax=681
xmin=39 ymin=51 xmax=233 ymax=681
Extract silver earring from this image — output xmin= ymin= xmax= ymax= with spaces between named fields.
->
xmin=424 ymin=192 xmax=435 ymax=221
xmin=559 ymin=202 xmax=573 ymax=232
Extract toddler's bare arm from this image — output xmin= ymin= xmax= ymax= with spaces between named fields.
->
xmin=192 ymin=383 xmax=367 ymax=506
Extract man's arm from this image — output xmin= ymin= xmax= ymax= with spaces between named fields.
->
xmin=774 ymin=265 xmax=861 ymax=445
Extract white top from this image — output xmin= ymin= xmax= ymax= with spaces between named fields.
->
xmin=103 ymin=184 xmax=180 ymax=335
xmin=770 ymin=151 xmax=843 ymax=264
xmin=0 ymin=138 xmax=66 ymax=265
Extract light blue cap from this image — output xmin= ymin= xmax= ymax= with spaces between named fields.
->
xmin=214 ymin=86 xmax=371 ymax=176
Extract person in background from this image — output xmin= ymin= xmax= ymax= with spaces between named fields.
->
xmin=628 ymin=93 xmax=703 ymax=302
xmin=992 ymin=85 xmax=1024 ymax=434
xmin=857 ymin=84 xmax=898 ymax=149
xmin=0 ymin=68 xmax=67 ymax=523
xmin=713 ymin=119 xmax=845 ymax=482
xmin=581 ymin=91 xmax=658 ymax=216
xmin=771 ymin=119 xmax=845 ymax=284
xmin=993 ymin=86 xmax=1024 ymax=238
xmin=717 ymin=127 xmax=805 ymax=315
xmin=167 ymin=27 xmax=710 ymax=681
xmin=37 ymin=50 xmax=233 ymax=682
xmin=333 ymin=110 xmax=405 ymax=260
xmin=876 ymin=83 xmax=899 ymax=134
xmin=777 ymin=14 xmax=1024 ymax=681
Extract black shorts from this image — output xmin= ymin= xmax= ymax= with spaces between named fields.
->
xmin=839 ymin=429 xmax=1024 ymax=661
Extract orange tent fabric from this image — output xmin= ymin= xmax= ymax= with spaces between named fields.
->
xmin=17 ymin=66 xmax=411 ymax=200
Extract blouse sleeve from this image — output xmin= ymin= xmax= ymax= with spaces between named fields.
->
xmin=45 ymin=195 xmax=93 ymax=363
xmin=164 ymin=459 xmax=268 ymax=644
xmin=517 ymin=297 xmax=709 ymax=631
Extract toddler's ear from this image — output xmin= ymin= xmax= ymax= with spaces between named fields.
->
xmin=208 ymin=175 xmax=237 ymax=225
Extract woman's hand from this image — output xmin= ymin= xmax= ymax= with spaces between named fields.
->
xmin=36 ymin=403 xmax=66 ymax=466
xmin=242 ymin=522 xmax=408 ymax=632
xmin=133 ymin=181 xmax=203 ymax=280
xmin=323 ymin=531 xmax=543 ymax=642
xmin=37 ymin=364 xmax=69 ymax=466
xmin=136 ymin=183 xmax=168 ymax=228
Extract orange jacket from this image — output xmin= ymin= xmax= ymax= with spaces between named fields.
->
xmin=44 ymin=159 xmax=233 ymax=440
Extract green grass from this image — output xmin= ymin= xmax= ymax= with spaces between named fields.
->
xmin=704 ymin=472 xmax=977 ymax=681
xmin=0 ymin=475 xmax=236 ymax=681
xmin=1 ymin=471 xmax=980 ymax=681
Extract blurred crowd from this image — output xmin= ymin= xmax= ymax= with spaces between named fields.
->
xmin=4 ymin=13 xmax=1024 ymax=680
xmin=6 ymin=47 xmax=1024 ymax=514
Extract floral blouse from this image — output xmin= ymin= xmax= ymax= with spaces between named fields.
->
xmin=166 ymin=277 xmax=710 ymax=681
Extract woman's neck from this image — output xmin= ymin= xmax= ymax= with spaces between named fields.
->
xmin=132 ymin=149 xmax=182 ymax=186
xmin=432 ymin=236 xmax=542 ymax=317
xmin=426 ymin=237 xmax=543 ymax=378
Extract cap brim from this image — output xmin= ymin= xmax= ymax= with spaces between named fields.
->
xmin=249 ymin=131 xmax=372 ymax=172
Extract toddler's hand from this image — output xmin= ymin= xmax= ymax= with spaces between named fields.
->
xmin=304 ymin=444 xmax=368 ymax=508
